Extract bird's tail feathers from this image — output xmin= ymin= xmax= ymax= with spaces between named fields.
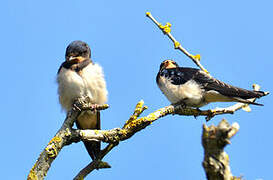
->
xmin=232 ymin=97 xmax=263 ymax=106
xmin=83 ymin=141 xmax=101 ymax=160
xmin=76 ymin=111 xmax=101 ymax=160
xmin=254 ymin=90 xmax=269 ymax=98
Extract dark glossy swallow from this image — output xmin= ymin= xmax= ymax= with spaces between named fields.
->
xmin=156 ymin=59 xmax=268 ymax=107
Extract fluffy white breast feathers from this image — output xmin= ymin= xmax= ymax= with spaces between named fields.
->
xmin=57 ymin=63 xmax=108 ymax=111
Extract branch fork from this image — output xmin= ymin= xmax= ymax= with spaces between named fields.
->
xmin=27 ymin=97 xmax=109 ymax=180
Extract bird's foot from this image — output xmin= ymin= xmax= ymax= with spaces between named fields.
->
xmin=72 ymin=96 xmax=91 ymax=111
xmin=89 ymin=104 xmax=98 ymax=113
xmin=194 ymin=108 xmax=202 ymax=119
xmin=72 ymin=100 xmax=83 ymax=111
xmin=172 ymin=101 xmax=187 ymax=109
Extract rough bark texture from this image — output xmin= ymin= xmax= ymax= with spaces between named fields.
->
xmin=28 ymin=93 xmax=266 ymax=180
xmin=27 ymin=98 xmax=108 ymax=180
xmin=202 ymin=119 xmax=241 ymax=180
xmin=28 ymin=96 xmax=266 ymax=179
xmin=28 ymin=110 xmax=80 ymax=180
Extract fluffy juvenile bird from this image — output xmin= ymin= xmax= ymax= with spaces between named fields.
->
xmin=57 ymin=40 xmax=108 ymax=160
xmin=156 ymin=59 xmax=268 ymax=108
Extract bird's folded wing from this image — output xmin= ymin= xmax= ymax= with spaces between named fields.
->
xmin=191 ymin=69 xmax=262 ymax=99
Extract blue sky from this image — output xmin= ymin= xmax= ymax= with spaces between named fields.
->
xmin=2 ymin=0 xmax=272 ymax=179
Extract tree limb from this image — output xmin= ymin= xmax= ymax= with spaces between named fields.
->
xmin=27 ymin=98 xmax=109 ymax=180
xmin=28 ymin=89 xmax=266 ymax=179
xmin=202 ymin=119 xmax=242 ymax=180
xmin=73 ymin=95 xmax=263 ymax=179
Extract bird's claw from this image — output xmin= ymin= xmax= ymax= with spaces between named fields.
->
xmin=72 ymin=102 xmax=82 ymax=111
xmin=172 ymin=100 xmax=187 ymax=109
xmin=193 ymin=108 xmax=202 ymax=119
xmin=89 ymin=104 xmax=98 ymax=113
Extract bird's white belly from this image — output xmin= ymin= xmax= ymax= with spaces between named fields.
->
xmin=58 ymin=69 xmax=87 ymax=110
xmin=57 ymin=63 xmax=107 ymax=111
xmin=158 ymin=76 xmax=204 ymax=107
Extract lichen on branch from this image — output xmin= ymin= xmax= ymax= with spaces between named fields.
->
xmin=28 ymin=91 xmax=266 ymax=179
xmin=27 ymin=98 xmax=109 ymax=180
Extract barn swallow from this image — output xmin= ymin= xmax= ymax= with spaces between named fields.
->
xmin=57 ymin=40 xmax=108 ymax=160
xmin=156 ymin=59 xmax=268 ymax=108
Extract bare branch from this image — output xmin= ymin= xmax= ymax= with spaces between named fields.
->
xmin=146 ymin=12 xmax=209 ymax=74
xmin=73 ymin=96 xmax=265 ymax=179
xmin=28 ymin=87 xmax=266 ymax=179
xmin=27 ymin=98 xmax=109 ymax=180
xmin=73 ymin=97 xmax=262 ymax=144
xmin=74 ymin=100 xmax=171 ymax=179
xmin=72 ymin=85 xmax=267 ymax=179
xmin=202 ymin=119 xmax=242 ymax=180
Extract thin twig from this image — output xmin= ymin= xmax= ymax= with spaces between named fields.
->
xmin=146 ymin=12 xmax=209 ymax=74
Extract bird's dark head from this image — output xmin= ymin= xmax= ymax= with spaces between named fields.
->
xmin=159 ymin=60 xmax=179 ymax=71
xmin=65 ymin=40 xmax=91 ymax=62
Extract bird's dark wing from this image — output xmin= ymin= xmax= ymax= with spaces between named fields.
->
xmin=57 ymin=59 xmax=78 ymax=74
xmin=157 ymin=67 xmax=200 ymax=85
xmin=157 ymin=67 xmax=266 ymax=105
xmin=190 ymin=69 xmax=264 ymax=99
